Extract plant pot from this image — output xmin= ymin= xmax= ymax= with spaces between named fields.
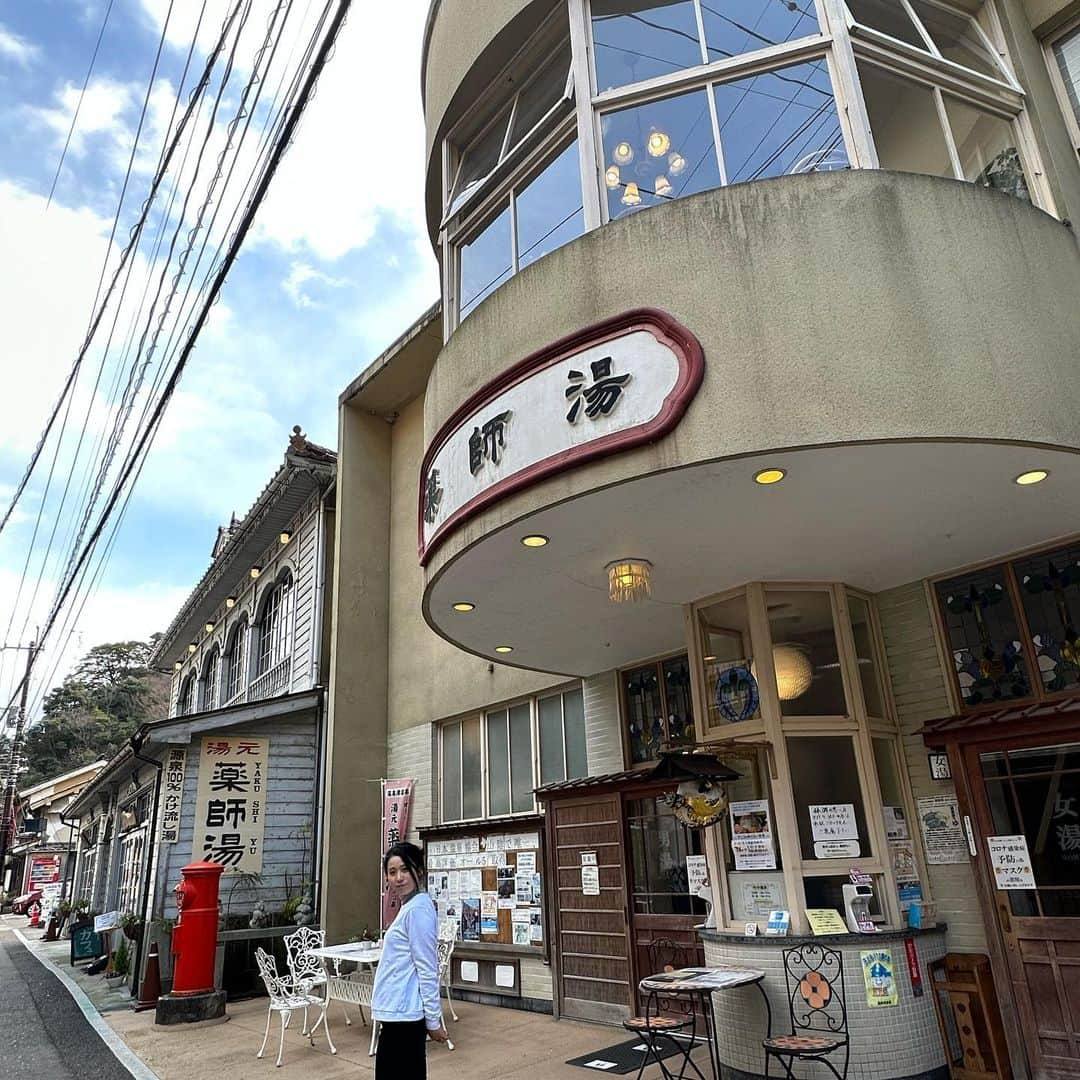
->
xmin=122 ymin=924 xmax=141 ymax=941
xmin=105 ymin=974 xmax=127 ymax=989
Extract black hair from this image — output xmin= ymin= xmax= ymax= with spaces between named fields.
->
xmin=382 ymin=841 xmax=425 ymax=888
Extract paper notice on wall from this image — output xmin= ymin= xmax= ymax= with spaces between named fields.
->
xmin=883 ymin=806 xmax=909 ymax=841
xmin=741 ymin=880 xmax=782 ymax=917
xmin=810 ymin=804 xmax=858 ymax=842
xmin=730 ymin=799 xmax=776 ymax=870
xmin=516 ymin=876 xmax=533 ymax=904
xmin=889 ymin=840 xmax=918 ymax=884
xmin=814 ymin=840 xmax=861 ymax=859
xmin=467 ymin=868 xmax=483 ymax=895
xmin=516 ymin=851 xmax=536 ymax=874
xmin=581 ymin=864 xmax=600 ymax=896
xmin=860 ymin=948 xmax=898 ymax=1008
xmin=917 ymin=795 xmax=968 ymax=865
xmin=511 ymin=907 xmax=531 ymax=945
xmin=685 ymin=854 xmax=708 ymax=894
xmin=481 ymin=891 xmax=498 ymax=933
xmin=987 ymin=835 xmax=1037 ymax=889
xmin=529 ymin=907 xmax=543 ymax=942
xmin=495 ymin=964 xmax=516 ymax=988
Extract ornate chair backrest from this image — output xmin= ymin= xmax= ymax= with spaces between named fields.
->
xmin=438 ymin=917 xmax=459 ymax=943
xmin=645 ymin=937 xmax=694 ymax=1018
xmin=782 ymin=943 xmax=847 ymax=1038
xmin=255 ymin=947 xmax=292 ymax=1006
xmin=284 ymin=926 xmax=325 ymax=986
xmin=437 ymin=918 xmax=457 ymax=979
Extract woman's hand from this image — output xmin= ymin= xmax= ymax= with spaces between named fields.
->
xmin=427 ymin=1025 xmax=450 ymax=1043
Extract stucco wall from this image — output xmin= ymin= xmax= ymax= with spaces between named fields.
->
xmin=876 ymin=581 xmax=989 ymax=954
xmin=423 ymin=172 xmax=1080 ymax=582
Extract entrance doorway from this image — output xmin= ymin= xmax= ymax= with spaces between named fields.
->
xmin=966 ymin=737 xmax=1080 ymax=1080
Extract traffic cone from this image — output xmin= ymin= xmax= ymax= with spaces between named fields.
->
xmin=134 ymin=942 xmax=162 ymax=1012
xmin=28 ymin=902 xmax=41 ymax=928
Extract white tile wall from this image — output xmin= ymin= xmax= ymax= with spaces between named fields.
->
xmin=387 ymin=724 xmax=434 ymax=843
xmin=583 ymin=670 xmax=625 ymax=775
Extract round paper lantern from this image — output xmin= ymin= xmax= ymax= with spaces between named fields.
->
xmin=773 ymin=644 xmax=813 ymax=701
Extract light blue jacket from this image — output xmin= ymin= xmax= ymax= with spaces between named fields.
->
xmin=371 ymin=891 xmax=443 ymax=1029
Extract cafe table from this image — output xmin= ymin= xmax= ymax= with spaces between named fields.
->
xmin=309 ymin=943 xmax=383 ymax=1055
xmin=638 ymin=965 xmax=771 ymax=1080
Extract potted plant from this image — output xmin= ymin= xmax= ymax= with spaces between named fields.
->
xmin=106 ymin=937 xmax=130 ymax=988
xmin=119 ymin=912 xmax=142 ymax=941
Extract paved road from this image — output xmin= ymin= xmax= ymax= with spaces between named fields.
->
xmin=0 ymin=931 xmax=134 ymax=1078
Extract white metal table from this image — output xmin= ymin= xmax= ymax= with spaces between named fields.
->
xmin=310 ymin=943 xmax=383 ymax=1055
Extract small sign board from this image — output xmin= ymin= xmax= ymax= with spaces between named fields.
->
xmin=806 ymin=908 xmax=849 ymax=936
xmin=70 ymin=921 xmax=104 ymax=964
xmin=94 ymin=910 xmax=119 ymax=933
xmin=987 ymin=835 xmax=1036 ymax=889
xmin=814 ymin=840 xmax=861 ymax=859
xmin=765 ymin=910 xmax=790 ymax=936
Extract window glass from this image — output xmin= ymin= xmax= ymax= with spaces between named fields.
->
xmin=848 ymin=594 xmax=884 ymax=716
xmin=602 ymin=87 xmax=721 ymax=221
xmin=768 ymin=590 xmax=848 ymax=716
xmin=178 ymin=675 xmax=195 ymax=716
xmin=511 ymin=44 xmax=571 ymax=145
xmin=935 ymin=567 xmax=1031 ymax=707
xmin=626 ymin=796 xmax=706 ymax=915
xmin=1052 ymin=26 xmax=1080 ymax=128
xmin=225 ymin=621 xmax=247 ymax=702
xmin=459 ymin=206 xmax=512 ymax=321
xmin=662 ymin=655 xmax=696 ymax=748
xmin=701 ymin=591 xmax=758 ymax=729
xmin=942 ymin=95 xmax=1030 ymax=202
xmin=592 ymin=0 xmax=703 ymax=92
xmin=515 ymin=140 xmax=585 ymax=271
xmin=908 ymin=0 xmax=1001 ymax=79
xmin=714 ymin=59 xmax=847 ymax=184
xmin=449 ymin=108 xmax=510 ymax=217
xmin=873 ymin=736 xmax=904 ymax=806
xmin=564 ymin=687 xmax=588 ymax=779
xmin=1013 ymin=544 xmax=1080 ymax=696
xmin=462 ymin=716 xmax=483 ymax=819
xmin=625 ymin=663 xmax=664 ymax=763
xmin=487 ymin=710 xmax=511 ymax=817
xmin=702 ymin=0 xmax=821 ymax=64
xmin=443 ymin=722 xmax=462 ymax=821
xmin=787 ymin=735 xmax=871 ymax=860
xmin=857 ymin=62 xmax=954 ymax=178
xmin=201 ymin=650 xmax=219 ymax=711
xmin=847 ymin=0 xmax=926 ymax=48
xmin=538 ymin=696 xmax=565 ymax=787
xmin=509 ymin=703 xmax=533 ymax=812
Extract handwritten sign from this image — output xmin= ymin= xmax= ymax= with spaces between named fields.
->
xmin=160 ymin=747 xmax=187 ymax=843
xmin=987 ymin=835 xmax=1036 ymax=889
xmin=810 ymin=804 xmax=858 ymax=842
xmin=191 ymin=735 xmax=268 ymax=874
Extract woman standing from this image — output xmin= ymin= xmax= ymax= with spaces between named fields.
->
xmin=372 ymin=841 xmax=449 ymax=1078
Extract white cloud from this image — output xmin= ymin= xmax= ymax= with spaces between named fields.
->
xmin=0 ymin=23 xmax=40 ymax=67
xmin=29 ymin=77 xmax=134 ymax=157
xmin=282 ymin=261 xmax=348 ymax=308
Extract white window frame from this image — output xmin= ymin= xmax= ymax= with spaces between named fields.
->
xmin=438 ymin=685 xmax=587 ymax=823
xmin=116 ymin=826 xmax=146 ymax=916
xmin=1043 ymin=14 xmax=1080 ymax=157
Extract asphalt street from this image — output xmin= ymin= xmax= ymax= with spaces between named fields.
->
xmin=0 ymin=932 xmax=134 ymax=1078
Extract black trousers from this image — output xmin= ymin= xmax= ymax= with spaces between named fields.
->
xmin=375 ymin=1018 xmax=428 ymax=1080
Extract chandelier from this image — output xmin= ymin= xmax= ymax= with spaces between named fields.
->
xmin=606 ymin=558 xmax=652 ymax=603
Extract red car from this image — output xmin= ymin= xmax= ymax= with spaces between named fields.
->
xmin=11 ymin=890 xmax=41 ymax=914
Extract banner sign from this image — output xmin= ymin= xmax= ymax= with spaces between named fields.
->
xmin=191 ymin=735 xmax=268 ymax=874
xmin=418 ymin=309 xmax=704 ymax=564
xmin=904 ymin=936 xmax=925 ymax=998
xmin=380 ymin=778 xmax=415 ymax=929
xmin=160 ymin=747 xmax=187 ymax=843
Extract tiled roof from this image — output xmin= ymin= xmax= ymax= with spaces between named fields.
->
xmin=920 ymin=696 xmax=1080 ymax=739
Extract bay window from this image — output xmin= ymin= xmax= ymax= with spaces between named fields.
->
xmin=1047 ymin=19 xmax=1080 ymax=144
xmin=440 ymin=686 xmax=587 ymax=822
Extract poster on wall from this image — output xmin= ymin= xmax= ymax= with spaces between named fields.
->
xmin=511 ymin=907 xmax=531 ymax=945
xmin=160 ymin=747 xmax=186 ymax=843
xmin=380 ymin=778 xmax=415 ymax=929
xmin=730 ymin=800 xmax=777 ymax=870
xmin=27 ymin=854 xmax=60 ymax=889
xmin=481 ymin=891 xmax=498 ymax=933
xmin=987 ymin=835 xmax=1037 ymax=889
xmin=860 ymin=948 xmax=898 ymax=1007
xmin=685 ymin=854 xmax=708 ymax=895
xmin=916 ymin=795 xmax=968 ymax=865
xmin=191 ymin=734 xmax=268 ymax=875
xmin=497 ymin=866 xmax=516 ymax=908
xmin=461 ymin=897 xmax=481 ymax=941
xmin=889 ymin=840 xmax=918 ymax=884
xmin=883 ymin=806 xmax=909 ymax=841
xmin=581 ymin=864 xmax=600 ymax=896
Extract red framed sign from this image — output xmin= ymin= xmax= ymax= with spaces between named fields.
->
xmin=418 ymin=308 xmax=704 ymax=565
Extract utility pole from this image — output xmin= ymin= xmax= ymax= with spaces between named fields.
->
xmin=0 ymin=641 xmax=37 ymax=874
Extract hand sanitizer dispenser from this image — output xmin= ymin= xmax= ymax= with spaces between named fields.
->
xmin=842 ymin=882 xmax=876 ymax=933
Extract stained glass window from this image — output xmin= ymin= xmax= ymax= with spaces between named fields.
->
xmin=1014 ymin=543 xmax=1080 ymax=695
xmin=623 ymin=654 xmax=696 ymax=764
xmin=935 ymin=567 xmax=1030 ymax=707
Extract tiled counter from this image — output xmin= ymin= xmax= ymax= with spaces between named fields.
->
xmin=700 ymin=926 xmax=948 ymax=1080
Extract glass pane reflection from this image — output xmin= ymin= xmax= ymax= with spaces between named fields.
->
xmin=702 ymin=0 xmax=821 ymax=64
xmin=602 ymin=87 xmax=721 ymax=220
xmin=908 ymin=0 xmax=1002 ymax=79
xmin=1014 ymin=545 xmax=1080 ymax=695
xmin=592 ymin=0 xmax=703 ymax=92
xmin=943 ymin=95 xmax=1030 ymax=202
xmin=714 ymin=59 xmax=847 ymax=183
xmin=516 ymin=140 xmax=585 ymax=270
xmin=459 ymin=206 xmax=512 ymax=320
xmin=846 ymin=0 xmax=926 ymax=48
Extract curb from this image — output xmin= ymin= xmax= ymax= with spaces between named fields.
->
xmin=13 ymin=928 xmax=161 ymax=1080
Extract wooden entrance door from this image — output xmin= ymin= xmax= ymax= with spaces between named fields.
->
xmin=624 ymin=793 xmax=707 ymax=1015
xmin=548 ymin=792 xmax=632 ymax=1023
xmin=966 ymin=738 xmax=1080 ymax=1080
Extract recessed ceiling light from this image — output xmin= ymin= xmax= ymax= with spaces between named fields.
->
xmin=494 ymin=645 xmax=514 ymax=654
xmin=1014 ymin=469 xmax=1049 ymax=486
xmin=521 ymin=534 xmax=549 ymax=548
xmin=753 ymin=468 xmax=786 ymax=485
xmin=452 ymin=602 xmax=475 ymax=613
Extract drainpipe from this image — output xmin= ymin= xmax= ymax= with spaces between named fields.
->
xmin=311 ymin=686 xmax=327 ymax=924
xmin=130 ymin=731 xmax=163 ymax=996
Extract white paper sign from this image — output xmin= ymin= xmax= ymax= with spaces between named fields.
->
xmin=883 ymin=806 xmax=908 ymax=841
xmin=495 ymin=964 xmax=516 ymax=988
xmin=685 ymin=854 xmax=708 ymax=894
xmin=815 ymin=840 xmax=861 ymax=859
xmin=516 ymin=851 xmax=536 ymax=874
xmin=917 ymin=795 xmax=968 ymax=865
xmin=460 ymin=960 xmax=479 ymax=983
xmin=580 ymin=851 xmax=598 ymax=866
xmin=810 ymin=804 xmax=858 ymax=842
xmin=730 ymin=799 xmax=777 ymax=870
xmin=987 ymin=835 xmax=1036 ymax=889
xmin=581 ymin=865 xmax=600 ymax=896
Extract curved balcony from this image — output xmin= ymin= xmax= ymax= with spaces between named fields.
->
xmin=420 ymin=171 xmax=1080 ymax=675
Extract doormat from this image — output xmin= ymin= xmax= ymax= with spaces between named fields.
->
xmin=566 ymin=1036 xmax=686 ymax=1073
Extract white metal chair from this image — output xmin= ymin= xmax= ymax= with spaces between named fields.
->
xmin=283 ymin=926 xmax=330 ymax=1034
xmin=254 ymin=947 xmax=336 ymax=1068
xmin=437 ymin=919 xmax=459 ymax=1024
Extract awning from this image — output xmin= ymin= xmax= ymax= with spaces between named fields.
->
xmin=920 ymin=696 xmax=1080 ymax=745
xmin=536 ymin=750 xmax=740 ymax=798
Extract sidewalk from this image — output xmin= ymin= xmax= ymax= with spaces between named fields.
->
xmin=4 ymin=915 xmax=705 ymax=1079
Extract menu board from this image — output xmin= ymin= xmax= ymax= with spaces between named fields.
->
xmin=426 ymin=829 xmax=543 ymax=948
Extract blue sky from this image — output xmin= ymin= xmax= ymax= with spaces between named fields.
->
xmin=0 ymin=1 xmax=437 ymax=711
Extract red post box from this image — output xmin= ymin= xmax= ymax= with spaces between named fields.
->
xmin=171 ymin=861 xmax=224 ymax=996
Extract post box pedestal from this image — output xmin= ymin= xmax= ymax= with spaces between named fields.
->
xmin=155 ymin=989 xmax=227 ymax=1026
